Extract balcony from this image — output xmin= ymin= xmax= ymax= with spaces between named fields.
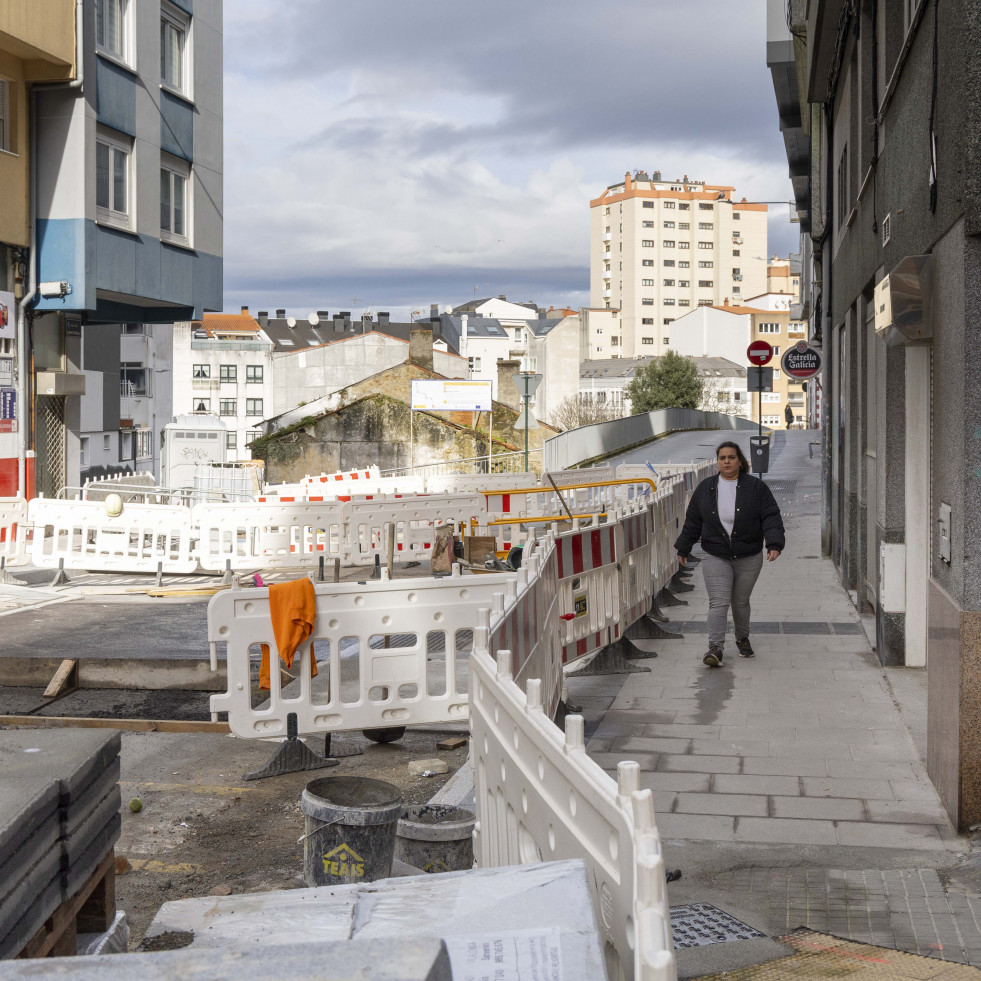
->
xmin=602 ymin=232 xmax=612 ymax=243
xmin=602 ymin=288 xmax=612 ymax=299
xmin=602 ymin=250 xmax=611 ymax=260
xmin=603 ymin=270 xmax=611 ymax=280
xmin=192 ymin=377 xmax=220 ymax=391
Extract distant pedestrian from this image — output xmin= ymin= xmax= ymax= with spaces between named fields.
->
xmin=674 ymin=441 xmax=785 ymax=667
xmin=784 ymin=403 xmax=794 ymax=428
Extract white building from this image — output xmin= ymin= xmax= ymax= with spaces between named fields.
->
xmin=579 ymin=356 xmax=748 ymax=419
xmin=589 ymin=171 xmax=768 ymax=358
xmin=579 ymin=307 xmax=627 ymax=361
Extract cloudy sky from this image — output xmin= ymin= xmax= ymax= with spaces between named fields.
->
xmin=222 ymin=0 xmax=797 ymax=321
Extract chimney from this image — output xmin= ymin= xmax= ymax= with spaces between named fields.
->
xmin=498 ymin=294 xmax=506 ymax=301
xmin=497 ymin=360 xmax=522 ymax=411
xmin=539 ymin=309 xmax=546 ymax=320
xmin=409 ymin=328 xmax=434 ymax=371
xmin=240 ymin=305 xmax=249 ymax=315
xmin=460 ymin=313 xmax=469 ymax=358
xmin=430 ymin=303 xmax=439 ymax=321
xmin=377 ymin=312 xmax=390 ymax=325
xmin=340 ymin=311 xmax=351 ymax=330
xmin=317 ymin=310 xmax=329 ymax=321
xmin=275 ymin=308 xmax=286 ymax=319
xmin=653 ymin=170 xmax=661 ymax=181
xmin=257 ymin=310 xmax=268 ymax=327
xmin=723 ymin=298 xmax=730 ymax=306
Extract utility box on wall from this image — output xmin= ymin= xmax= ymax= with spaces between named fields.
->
xmin=879 ymin=542 xmax=907 ymax=613
xmin=938 ymin=503 xmax=952 ymax=564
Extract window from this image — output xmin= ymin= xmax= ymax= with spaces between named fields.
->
xmin=678 ymin=202 xmax=689 ymax=210
xmin=836 ymin=142 xmax=850 ymax=228
xmin=663 ymin=279 xmax=675 ymax=287
xmin=246 ymin=365 xmax=263 ymax=383
xmin=642 ymin=221 xmax=654 ymax=228
xmin=246 ymin=398 xmax=263 ymax=417
xmin=772 ymin=347 xmax=781 ymax=356
xmin=161 ymin=2 xmax=190 ymax=94
xmin=762 ymin=393 xmax=781 ymax=403
xmin=136 ymin=429 xmax=153 ymax=459
xmin=0 ymin=80 xmax=10 ymax=153
xmin=246 ymin=430 xmax=262 ymax=445
xmin=226 ymin=432 xmax=237 ymax=450
xmin=610 ymin=337 xmax=619 ymax=347
xmin=733 ymin=212 xmax=741 ymax=220
xmin=663 ymin=221 xmax=675 ymax=228
xmin=604 ymin=206 xmax=610 ymax=214
xmin=698 ymin=261 xmax=714 ymax=268
xmin=662 ymin=240 xmax=674 ymax=248
xmin=698 ymin=241 xmax=713 ymax=249
xmin=758 ymin=322 xmax=780 ymax=333
xmin=596 ymin=391 xmax=607 ymax=403
xmin=664 ymin=298 xmax=675 ymax=306
xmin=679 ymin=299 xmax=690 ymax=306
xmin=96 ymin=0 xmax=129 ymax=62
xmin=642 ymin=298 xmax=654 ymax=305
xmin=762 ymin=415 xmax=781 ymax=426
xmin=679 ymin=261 xmax=690 ymax=268
xmin=642 ymin=278 xmax=654 ymax=286
xmin=642 ymin=319 xmax=654 ymax=326
xmin=679 ymin=280 xmax=689 ymax=287
xmin=160 ymin=156 xmax=190 ymax=245
xmin=120 ymin=363 xmax=147 ymax=395
xmin=80 ymin=436 xmax=89 ymax=467
xmin=663 ymin=318 xmax=674 ymax=326
xmin=193 ymin=364 xmax=210 ymax=378
xmin=663 ymin=260 xmax=675 ymax=267
xmin=663 ymin=336 xmax=670 ymax=344
xmin=219 ymin=364 xmax=237 ymax=383
xmin=773 ymin=369 xmax=781 ymax=379
xmin=698 ymin=299 xmax=713 ymax=306
xmin=679 ymin=222 xmax=690 ymax=230
xmin=219 ymin=398 xmax=236 ymax=416
xmin=96 ymin=129 xmax=132 ymax=229
xmin=642 ymin=337 xmax=654 ymax=344
xmin=698 ymin=222 xmax=714 ymax=230
xmin=678 ymin=241 xmax=690 ymax=249
xmin=662 ymin=201 xmax=675 ymax=209
xmin=732 ymin=268 xmax=741 ymax=276
xmin=642 ymin=259 xmax=654 ymax=266
xmin=733 ymin=286 xmax=741 ymax=294
xmin=733 ymin=249 xmax=740 ymax=256
xmin=103 ymin=434 xmax=111 ymax=451
xmin=699 ymin=203 xmax=713 ymax=210
xmin=698 ymin=280 xmax=713 ymax=288
xmin=642 ymin=240 xmax=655 ymax=247
xmin=643 ymin=200 xmax=655 ymax=208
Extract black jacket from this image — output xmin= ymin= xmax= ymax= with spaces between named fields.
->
xmin=674 ymin=472 xmax=785 ymax=560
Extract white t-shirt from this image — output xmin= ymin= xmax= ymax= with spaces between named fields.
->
xmin=718 ymin=476 xmax=738 ymax=536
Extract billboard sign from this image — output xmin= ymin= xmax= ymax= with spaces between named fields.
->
xmin=0 ymin=291 xmax=14 ymax=341
xmin=411 ymin=380 xmax=493 ymax=412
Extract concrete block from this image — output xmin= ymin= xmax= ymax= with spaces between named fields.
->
xmin=713 ymin=774 xmax=802 ymax=796
xmin=0 ymin=875 xmax=61 ymax=959
xmin=63 ymin=785 xmax=121 ymax=870
xmin=64 ymin=812 xmax=121 ymax=895
xmin=674 ymin=793 xmax=768 ymax=817
xmin=0 ymin=937 xmax=454 ymax=980
xmin=733 ymin=817 xmax=838 ymax=845
xmin=408 ymin=759 xmax=449 ymax=776
xmin=0 ymin=777 xmax=59 ymax=875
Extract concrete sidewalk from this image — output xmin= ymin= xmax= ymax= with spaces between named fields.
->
xmin=571 ymin=430 xmax=981 ymax=975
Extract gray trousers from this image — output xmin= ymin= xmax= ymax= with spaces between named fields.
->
xmin=700 ymin=551 xmax=765 ymax=648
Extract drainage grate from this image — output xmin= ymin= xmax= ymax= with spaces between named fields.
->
xmin=762 ymin=478 xmax=798 ymax=496
xmin=670 ymin=903 xmax=766 ymax=949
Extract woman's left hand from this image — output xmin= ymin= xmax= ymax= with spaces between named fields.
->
xmin=766 ymin=550 xmax=781 ymax=562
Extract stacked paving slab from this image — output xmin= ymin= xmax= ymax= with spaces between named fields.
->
xmin=0 ymin=730 xmax=121 ymax=958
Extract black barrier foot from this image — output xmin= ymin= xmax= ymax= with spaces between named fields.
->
xmin=553 ymin=697 xmax=583 ymax=729
xmin=621 ymin=635 xmax=658 ymax=660
xmin=648 ymin=598 xmax=670 ymax=623
xmin=669 ymin=573 xmax=695 ymax=594
xmin=566 ymin=640 xmax=652 ymax=676
xmin=323 ymin=732 xmax=364 ymax=759
xmin=625 ymin=617 xmax=661 ymax=643
xmin=666 ymin=869 xmax=682 ymax=882
xmin=243 ymin=713 xmax=340 ymax=781
xmin=643 ymin=616 xmax=684 ymax=641
xmin=658 ymin=587 xmax=688 ymax=608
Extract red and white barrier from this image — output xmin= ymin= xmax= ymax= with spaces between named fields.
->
xmin=0 ymin=498 xmax=29 ymax=568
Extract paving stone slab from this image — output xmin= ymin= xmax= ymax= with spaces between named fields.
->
xmin=734 ymin=817 xmax=838 ymax=845
xmin=62 ymin=784 xmax=121 ymax=870
xmin=0 ymin=846 xmax=61 ymax=941
xmin=64 ymin=812 xmax=121 ymax=895
xmin=0 ymin=874 xmax=61 ymax=959
xmin=0 ymin=777 xmax=59 ymax=873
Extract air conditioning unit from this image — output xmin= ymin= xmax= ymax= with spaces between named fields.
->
xmin=873 ymin=255 xmax=933 ymax=346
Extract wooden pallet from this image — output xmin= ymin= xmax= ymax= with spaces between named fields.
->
xmin=18 ymin=851 xmax=116 ymax=959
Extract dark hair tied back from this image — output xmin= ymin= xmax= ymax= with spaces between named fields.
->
xmin=716 ymin=441 xmax=750 ymax=474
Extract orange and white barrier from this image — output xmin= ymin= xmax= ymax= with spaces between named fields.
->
xmin=0 ymin=498 xmax=29 ymax=568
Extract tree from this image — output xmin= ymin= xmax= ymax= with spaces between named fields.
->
xmin=700 ymin=375 xmax=744 ymax=417
xmin=548 ymin=394 xmax=623 ymax=431
xmin=624 ymin=351 xmax=703 ymax=413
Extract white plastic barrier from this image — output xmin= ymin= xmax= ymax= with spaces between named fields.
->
xmin=544 ymin=466 xmax=614 ymax=486
xmin=209 ymin=566 xmax=516 ymax=738
xmin=470 ymin=640 xmax=676 ymax=980
xmin=345 ymin=493 xmax=484 ymax=567
xmin=620 ymin=503 xmax=656 ymax=629
xmin=424 ymin=472 xmax=540 ymax=495
xmin=28 ymin=498 xmax=197 ymax=573
xmin=0 ymin=498 xmax=29 ymax=568
xmin=301 ymin=467 xmax=379 ymax=484
xmin=260 ymin=476 xmax=426 ymax=502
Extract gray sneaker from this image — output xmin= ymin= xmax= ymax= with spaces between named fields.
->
xmin=703 ymin=644 xmax=724 ymax=667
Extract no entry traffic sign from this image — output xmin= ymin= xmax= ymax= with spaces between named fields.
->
xmin=781 ymin=340 xmax=823 ymax=379
xmin=747 ymin=341 xmax=773 ymax=366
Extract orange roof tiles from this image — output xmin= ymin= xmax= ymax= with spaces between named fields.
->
xmin=195 ymin=308 xmax=261 ymax=336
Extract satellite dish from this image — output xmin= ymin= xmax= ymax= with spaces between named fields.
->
xmin=443 ymin=305 xmax=453 ymax=315
xmin=308 ymin=312 xmax=319 ymax=326
xmin=286 ymin=316 xmax=297 ymax=328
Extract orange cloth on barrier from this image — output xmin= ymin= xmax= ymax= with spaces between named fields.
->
xmin=259 ymin=577 xmax=319 ymax=691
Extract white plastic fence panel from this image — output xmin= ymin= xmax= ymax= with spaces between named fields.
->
xmin=301 ymin=467 xmax=380 ymax=485
xmin=543 ymin=466 xmax=614 ymax=486
xmin=209 ymin=568 xmax=513 ymax=738
xmin=424 ymin=472 xmax=540 ymax=495
xmin=620 ymin=504 xmax=655 ymax=628
xmin=470 ymin=640 xmax=676 ymax=981
xmin=28 ymin=498 xmax=197 ymax=573
xmin=346 ymin=494 xmax=484 ymax=567
xmin=0 ymin=498 xmax=29 ymax=567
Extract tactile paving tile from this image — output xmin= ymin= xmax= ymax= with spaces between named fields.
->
xmin=670 ymin=903 xmax=766 ymax=949
xmin=691 ymin=929 xmax=981 ymax=979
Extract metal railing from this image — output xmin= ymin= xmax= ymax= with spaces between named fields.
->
xmin=382 ymin=448 xmax=543 ymax=478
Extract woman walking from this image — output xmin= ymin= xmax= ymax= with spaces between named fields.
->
xmin=674 ymin=441 xmax=785 ymax=667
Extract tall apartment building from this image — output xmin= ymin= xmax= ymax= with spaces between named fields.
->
xmin=589 ymin=172 xmax=768 ymax=358
xmin=0 ymin=0 xmax=223 ymax=498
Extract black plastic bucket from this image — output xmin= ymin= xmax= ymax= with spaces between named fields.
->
xmin=300 ymin=776 xmax=404 ymax=887
xmin=394 ymin=804 xmax=475 ymax=874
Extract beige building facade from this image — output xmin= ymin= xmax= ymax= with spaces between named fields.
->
xmin=589 ymin=171 xmax=768 ymax=358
